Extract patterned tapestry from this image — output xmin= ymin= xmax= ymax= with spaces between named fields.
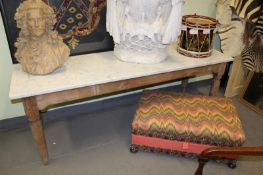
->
xmin=44 ymin=0 xmax=113 ymax=50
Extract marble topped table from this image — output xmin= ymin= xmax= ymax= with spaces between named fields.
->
xmin=9 ymin=47 xmax=233 ymax=164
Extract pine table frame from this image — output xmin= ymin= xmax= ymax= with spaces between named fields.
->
xmin=9 ymin=50 xmax=231 ymax=164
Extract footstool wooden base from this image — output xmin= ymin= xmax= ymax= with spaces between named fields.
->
xmin=131 ymin=91 xmax=246 ymax=166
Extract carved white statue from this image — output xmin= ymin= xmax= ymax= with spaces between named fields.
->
xmin=216 ymin=0 xmax=245 ymax=57
xmin=106 ymin=0 xmax=183 ymax=63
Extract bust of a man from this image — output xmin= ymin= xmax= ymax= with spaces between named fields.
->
xmin=15 ymin=0 xmax=70 ymax=75
xmin=107 ymin=0 xmax=183 ymax=63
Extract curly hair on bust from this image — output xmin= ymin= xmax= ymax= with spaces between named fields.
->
xmin=15 ymin=0 xmax=56 ymax=36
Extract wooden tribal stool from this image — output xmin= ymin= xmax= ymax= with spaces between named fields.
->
xmin=130 ymin=91 xmax=246 ymax=168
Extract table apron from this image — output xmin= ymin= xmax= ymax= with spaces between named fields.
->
xmin=35 ymin=63 xmax=226 ymax=111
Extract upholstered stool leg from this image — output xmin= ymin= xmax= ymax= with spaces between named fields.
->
xmin=227 ymin=159 xmax=237 ymax=169
xmin=130 ymin=144 xmax=139 ymax=153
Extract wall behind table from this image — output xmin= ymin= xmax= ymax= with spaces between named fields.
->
xmin=0 ymin=15 xmax=24 ymax=120
xmin=0 ymin=0 xmax=218 ymax=120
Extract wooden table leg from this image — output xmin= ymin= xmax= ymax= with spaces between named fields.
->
xmin=181 ymin=78 xmax=189 ymax=93
xmin=209 ymin=63 xmax=227 ymax=96
xmin=23 ymin=97 xmax=49 ymax=165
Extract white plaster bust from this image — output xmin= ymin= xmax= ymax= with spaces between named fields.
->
xmin=216 ymin=0 xmax=245 ymax=57
xmin=106 ymin=0 xmax=183 ymax=64
xmin=15 ymin=0 xmax=70 ymax=75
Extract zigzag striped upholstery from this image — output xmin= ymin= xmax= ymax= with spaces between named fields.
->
xmin=131 ymin=91 xmax=246 ymax=155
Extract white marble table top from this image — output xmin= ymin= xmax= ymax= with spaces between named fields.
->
xmin=9 ymin=47 xmax=233 ymax=99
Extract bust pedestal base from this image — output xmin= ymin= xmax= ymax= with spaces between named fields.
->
xmin=114 ymin=45 xmax=167 ymax=64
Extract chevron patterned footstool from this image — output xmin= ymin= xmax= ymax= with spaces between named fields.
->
xmin=131 ymin=91 xmax=246 ymax=167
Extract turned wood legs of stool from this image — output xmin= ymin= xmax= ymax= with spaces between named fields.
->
xmin=130 ymin=144 xmax=139 ymax=153
xmin=23 ymin=97 xmax=49 ymax=165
